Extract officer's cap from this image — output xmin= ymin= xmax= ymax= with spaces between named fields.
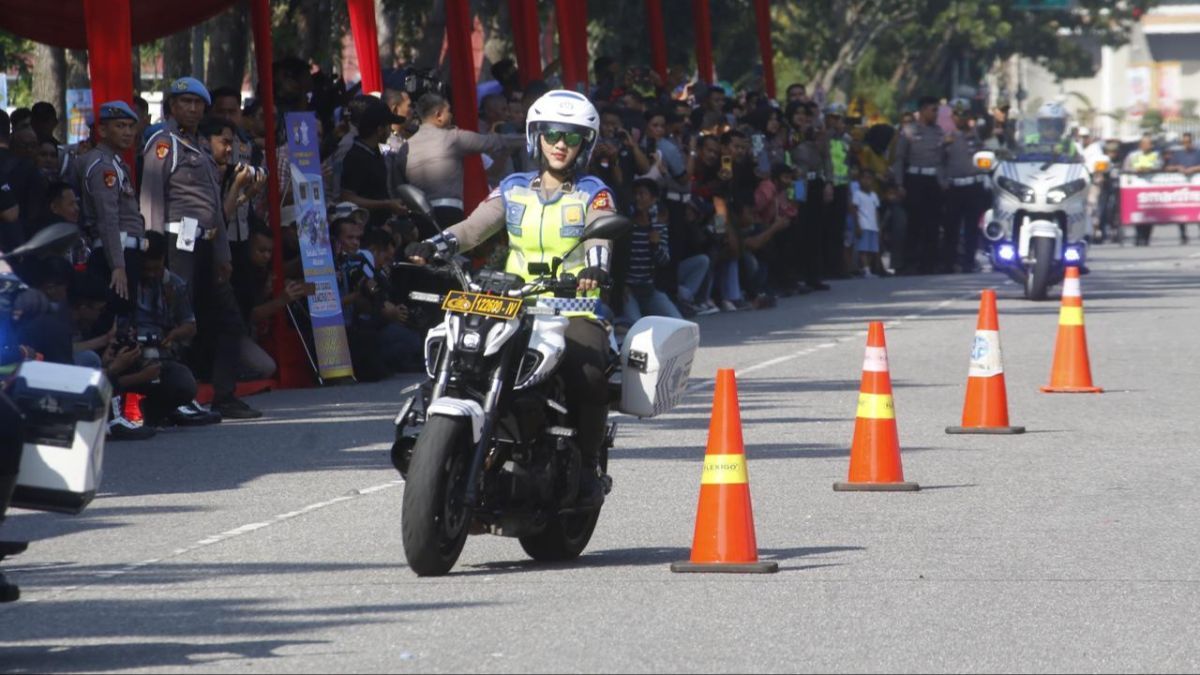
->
xmin=98 ymin=100 xmax=138 ymax=123
xmin=169 ymin=77 xmax=212 ymax=106
xmin=949 ymin=97 xmax=971 ymax=114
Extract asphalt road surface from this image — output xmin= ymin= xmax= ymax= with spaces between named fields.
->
xmin=3 ymin=240 xmax=1199 ymax=673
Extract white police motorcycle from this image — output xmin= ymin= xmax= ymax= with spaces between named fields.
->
xmin=388 ymin=187 xmax=699 ymax=576
xmin=975 ymin=118 xmax=1103 ymax=300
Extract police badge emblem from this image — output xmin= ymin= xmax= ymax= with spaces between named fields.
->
xmin=155 ymin=142 xmax=169 ymax=160
xmin=103 ymin=170 xmax=117 ymax=188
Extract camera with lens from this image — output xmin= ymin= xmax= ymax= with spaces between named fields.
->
xmin=403 ymin=67 xmax=447 ymax=102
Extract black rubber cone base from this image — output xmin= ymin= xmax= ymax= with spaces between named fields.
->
xmin=833 ymin=481 xmax=920 ymax=492
xmin=946 ymin=425 xmax=1026 ymax=435
xmin=670 ymin=560 xmax=779 ymax=574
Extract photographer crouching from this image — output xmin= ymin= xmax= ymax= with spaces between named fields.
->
xmin=333 ymin=219 xmax=423 ymax=381
xmin=117 ymin=232 xmax=214 ymax=428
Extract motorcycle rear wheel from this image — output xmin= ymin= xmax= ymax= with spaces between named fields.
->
xmin=401 ymin=416 xmax=471 ymax=576
xmin=518 ymin=508 xmax=601 ymax=562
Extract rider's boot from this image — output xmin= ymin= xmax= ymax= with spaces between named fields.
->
xmin=575 ymin=405 xmax=610 ymax=509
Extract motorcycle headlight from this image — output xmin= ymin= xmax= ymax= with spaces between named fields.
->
xmin=1046 ymin=178 xmax=1088 ymax=204
xmin=996 ymin=176 xmax=1036 ymax=203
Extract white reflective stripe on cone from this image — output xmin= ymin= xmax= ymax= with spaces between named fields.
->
xmin=1062 ymin=277 xmax=1081 ymax=298
xmin=862 ymin=346 xmax=889 ymax=373
xmin=968 ymin=330 xmax=1004 ymax=377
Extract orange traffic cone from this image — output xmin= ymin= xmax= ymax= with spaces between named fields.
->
xmin=1041 ymin=267 xmax=1103 ymax=393
xmin=947 ymin=290 xmax=1025 ymax=434
xmin=671 ymin=369 xmax=778 ymax=574
xmin=834 ymin=322 xmax=919 ymax=492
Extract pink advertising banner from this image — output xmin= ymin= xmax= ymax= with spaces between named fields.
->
xmin=1120 ymin=173 xmax=1200 ymax=226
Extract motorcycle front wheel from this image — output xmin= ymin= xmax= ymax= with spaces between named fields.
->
xmin=1025 ymin=237 xmax=1055 ymax=301
xmin=401 ymin=416 xmax=472 ymax=576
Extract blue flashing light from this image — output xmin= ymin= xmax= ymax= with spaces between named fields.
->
xmin=998 ymin=244 xmax=1016 ymax=261
xmin=1064 ymin=247 xmax=1082 ymax=264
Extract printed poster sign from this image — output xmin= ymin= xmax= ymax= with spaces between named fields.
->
xmin=1120 ymin=173 xmax=1200 ymax=227
xmin=285 ymin=112 xmax=354 ymax=381
xmin=66 ymin=89 xmax=92 ymax=145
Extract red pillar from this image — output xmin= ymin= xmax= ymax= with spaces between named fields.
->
xmin=572 ymin=0 xmax=589 ymax=91
xmin=83 ymin=0 xmax=132 ymax=148
xmin=347 ymin=0 xmax=383 ymax=94
xmin=753 ymin=0 xmax=776 ymax=99
xmin=251 ymin=0 xmax=306 ymax=388
xmin=692 ymin=0 xmax=714 ymax=84
xmin=509 ymin=0 xmax=542 ymax=86
xmin=645 ymin=0 xmax=668 ymax=85
xmin=446 ymin=0 xmax=489 ymax=212
xmin=554 ymin=0 xmax=583 ymax=93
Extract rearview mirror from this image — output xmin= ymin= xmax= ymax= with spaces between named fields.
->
xmin=973 ymin=151 xmax=996 ymax=171
xmin=395 ymin=185 xmax=435 ymax=221
xmin=581 ymin=214 xmax=632 ymax=242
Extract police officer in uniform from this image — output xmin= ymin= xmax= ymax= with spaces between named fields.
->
xmin=80 ymin=101 xmax=145 ymax=324
xmin=406 ymin=90 xmax=616 ymax=507
xmin=824 ymin=103 xmax=852 ymax=279
xmin=789 ymin=104 xmax=833 ymax=291
xmin=140 ymin=77 xmax=260 ymax=419
xmin=942 ymin=98 xmax=989 ymax=273
xmin=892 ymin=96 xmax=946 ymax=275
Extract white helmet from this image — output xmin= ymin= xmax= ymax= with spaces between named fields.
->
xmin=1036 ymin=101 xmax=1068 ymax=141
xmin=526 ymin=90 xmax=600 ymax=170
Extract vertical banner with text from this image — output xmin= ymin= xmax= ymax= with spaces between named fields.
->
xmin=284 ymin=112 xmax=355 ymax=381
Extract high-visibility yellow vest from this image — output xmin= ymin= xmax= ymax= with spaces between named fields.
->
xmin=498 ymin=172 xmax=613 ymax=314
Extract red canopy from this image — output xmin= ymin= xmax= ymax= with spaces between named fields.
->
xmin=0 ymin=0 xmax=236 ymax=49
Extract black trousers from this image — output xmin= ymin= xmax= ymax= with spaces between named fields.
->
xmin=561 ymin=317 xmax=609 ymax=469
xmin=825 ymin=184 xmax=850 ymax=278
xmin=942 ymin=184 xmax=990 ymax=271
xmin=0 ymin=391 xmax=22 ymax=524
xmin=799 ymin=179 xmax=827 ymax=286
xmin=87 ymin=247 xmax=143 ymax=333
xmin=903 ymin=175 xmax=945 ymax=273
xmin=130 ymin=359 xmax=198 ymax=422
xmin=167 ymin=235 xmax=244 ymax=401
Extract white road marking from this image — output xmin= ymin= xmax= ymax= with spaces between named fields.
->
xmin=14 ymin=480 xmax=405 ymax=605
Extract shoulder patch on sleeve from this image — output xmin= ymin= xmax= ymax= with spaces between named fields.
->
xmin=155 ymin=142 xmax=170 ymax=160
xmin=103 ymin=170 xmax=117 ymax=188
xmin=588 ymin=189 xmax=614 ymax=212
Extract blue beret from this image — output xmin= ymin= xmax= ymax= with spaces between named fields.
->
xmin=168 ymin=77 xmax=212 ymax=106
xmin=98 ymin=100 xmax=138 ymax=122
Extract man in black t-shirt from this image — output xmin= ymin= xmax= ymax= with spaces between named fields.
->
xmin=339 ymin=102 xmax=407 ymax=232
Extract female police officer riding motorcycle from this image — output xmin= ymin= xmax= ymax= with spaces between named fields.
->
xmin=405 ymin=89 xmax=617 ymax=507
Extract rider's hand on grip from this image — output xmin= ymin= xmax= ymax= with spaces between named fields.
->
xmin=576 ymin=266 xmax=611 ymax=293
xmin=405 ymin=241 xmax=438 ymax=266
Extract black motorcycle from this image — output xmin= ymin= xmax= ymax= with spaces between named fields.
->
xmin=389 ymin=186 xmax=632 ymax=576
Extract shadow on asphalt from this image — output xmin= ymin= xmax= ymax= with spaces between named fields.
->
xmin=0 ymin=593 xmax=485 ymax=673
xmin=5 ymin=562 xmax=405 ymax=590
xmin=613 ymin=444 xmax=941 ymax=461
xmin=455 ymin=545 xmax=865 ymax=577
xmin=1 ymin=640 xmax=332 ymax=674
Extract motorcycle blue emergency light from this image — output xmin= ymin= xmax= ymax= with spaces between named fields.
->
xmin=1064 ymin=247 xmax=1082 ymax=264
xmin=998 ymin=244 xmax=1016 ymax=261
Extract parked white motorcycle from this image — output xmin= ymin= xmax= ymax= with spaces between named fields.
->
xmin=975 ymin=120 xmax=1105 ymax=300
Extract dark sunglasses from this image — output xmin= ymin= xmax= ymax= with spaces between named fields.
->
xmin=542 ymin=130 xmax=585 ymax=147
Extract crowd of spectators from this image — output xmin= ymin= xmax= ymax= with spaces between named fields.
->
xmin=9 ymin=50 xmax=1194 ymax=440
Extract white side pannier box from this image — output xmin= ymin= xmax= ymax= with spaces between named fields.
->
xmin=9 ymin=361 xmax=111 ymax=514
xmin=619 ymin=317 xmax=700 ymax=418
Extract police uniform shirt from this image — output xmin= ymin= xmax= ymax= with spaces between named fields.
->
xmin=891 ymin=121 xmax=946 ymax=184
xmin=140 ymin=118 xmax=231 ymax=265
xmin=80 ymin=145 xmax=145 ymax=270
xmin=945 ymin=127 xmax=985 ymax=179
xmin=438 ymin=172 xmax=616 ymax=279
